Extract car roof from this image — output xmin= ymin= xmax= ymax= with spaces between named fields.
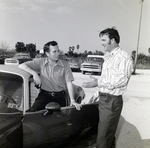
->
xmin=0 ymin=65 xmax=31 ymax=78
xmin=87 ymin=55 xmax=104 ymax=58
xmin=14 ymin=52 xmax=30 ymax=56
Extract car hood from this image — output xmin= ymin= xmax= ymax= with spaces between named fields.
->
xmin=81 ymin=62 xmax=102 ymax=65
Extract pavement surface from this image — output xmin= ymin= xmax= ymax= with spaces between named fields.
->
xmin=70 ymin=69 xmax=150 ymax=148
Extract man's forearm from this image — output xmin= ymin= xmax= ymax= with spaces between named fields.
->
xmin=66 ymin=81 xmax=75 ymax=102
xmin=18 ymin=63 xmax=37 ymax=76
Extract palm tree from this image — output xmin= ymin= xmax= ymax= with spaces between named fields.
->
xmin=148 ymin=47 xmax=150 ymax=55
xmin=77 ymin=45 xmax=80 ymax=53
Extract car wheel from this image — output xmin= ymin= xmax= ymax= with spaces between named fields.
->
xmin=82 ymin=71 xmax=85 ymax=74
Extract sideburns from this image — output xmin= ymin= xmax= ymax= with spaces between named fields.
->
xmin=108 ymin=39 xmax=111 ymax=45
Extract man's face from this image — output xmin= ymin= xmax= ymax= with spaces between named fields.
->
xmin=47 ymin=45 xmax=60 ymax=61
xmin=100 ymin=34 xmax=113 ymax=52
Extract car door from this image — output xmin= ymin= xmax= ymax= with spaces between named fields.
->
xmin=23 ymin=103 xmax=99 ymax=148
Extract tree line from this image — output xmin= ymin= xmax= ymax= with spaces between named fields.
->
xmin=0 ymin=41 xmax=36 ymax=58
xmin=0 ymin=41 xmax=150 ymax=69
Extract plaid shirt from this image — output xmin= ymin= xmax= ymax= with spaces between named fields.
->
xmin=98 ymin=47 xmax=133 ymax=96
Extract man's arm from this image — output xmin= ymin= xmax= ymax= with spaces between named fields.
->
xmin=18 ymin=63 xmax=41 ymax=86
xmin=110 ymin=57 xmax=133 ymax=89
xmin=66 ymin=81 xmax=82 ymax=111
xmin=98 ymin=57 xmax=133 ymax=90
xmin=82 ymin=75 xmax=98 ymax=88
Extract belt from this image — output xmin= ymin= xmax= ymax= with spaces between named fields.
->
xmin=99 ymin=92 xmax=108 ymax=96
xmin=41 ymin=89 xmax=65 ymax=97
xmin=100 ymin=92 xmax=122 ymax=97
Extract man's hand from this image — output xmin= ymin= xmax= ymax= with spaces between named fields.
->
xmin=33 ymin=73 xmax=41 ymax=88
xmin=89 ymin=91 xmax=99 ymax=103
xmin=70 ymin=101 xmax=82 ymax=111
xmin=82 ymin=75 xmax=98 ymax=88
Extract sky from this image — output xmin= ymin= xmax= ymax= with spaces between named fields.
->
xmin=0 ymin=0 xmax=150 ymax=55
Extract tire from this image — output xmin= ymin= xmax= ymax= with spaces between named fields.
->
xmin=82 ymin=71 xmax=85 ymax=74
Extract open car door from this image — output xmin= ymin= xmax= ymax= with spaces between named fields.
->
xmin=23 ymin=102 xmax=99 ymax=148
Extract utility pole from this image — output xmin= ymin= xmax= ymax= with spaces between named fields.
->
xmin=133 ymin=0 xmax=144 ymax=74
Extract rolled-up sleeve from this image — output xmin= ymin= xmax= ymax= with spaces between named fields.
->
xmin=64 ymin=62 xmax=74 ymax=82
xmin=25 ymin=59 xmax=41 ymax=73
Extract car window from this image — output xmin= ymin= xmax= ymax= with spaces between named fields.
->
xmin=87 ymin=57 xmax=104 ymax=62
xmin=0 ymin=73 xmax=23 ymax=111
xmin=29 ymin=78 xmax=40 ymax=108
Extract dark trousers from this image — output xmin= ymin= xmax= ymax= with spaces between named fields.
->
xmin=96 ymin=94 xmax=123 ymax=148
xmin=29 ymin=90 xmax=67 ymax=112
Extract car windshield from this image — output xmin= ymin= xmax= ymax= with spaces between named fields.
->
xmin=0 ymin=72 xmax=23 ymax=110
xmin=87 ymin=57 xmax=103 ymax=62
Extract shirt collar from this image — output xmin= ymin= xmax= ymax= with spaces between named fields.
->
xmin=43 ymin=58 xmax=64 ymax=67
xmin=104 ymin=47 xmax=120 ymax=59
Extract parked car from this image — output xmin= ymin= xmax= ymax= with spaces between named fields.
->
xmin=0 ymin=63 xmax=99 ymax=148
xmin=11 ymin=52 xmax=32 ymax=64
xmin=4 ymin=58 xmax=19 ymax=65
xmin=13 ymin=53 xmax=31 ymax=59
xmin=80 ymin=55 xmax=104 ymax=75
xmin=68 ymin=59 xmax=80 ymax=72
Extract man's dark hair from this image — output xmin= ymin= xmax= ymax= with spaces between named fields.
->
xmin=99 ymin=27 xmax=120 ymax=44
xmin=43 ymin=41 xmax=58 ymax=53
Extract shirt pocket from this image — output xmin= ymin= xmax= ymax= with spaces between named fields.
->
xmin=54 ymin=69 xmax=65 ymax=84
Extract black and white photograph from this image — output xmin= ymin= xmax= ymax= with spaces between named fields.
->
xmin=0 ymin=0 xmax=150 ymax=148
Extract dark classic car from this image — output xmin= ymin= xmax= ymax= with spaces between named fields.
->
xmin=68 ymin=59 xmax=81 ymax=72
xmin=0 ymin=64 xmax=99 ymax=148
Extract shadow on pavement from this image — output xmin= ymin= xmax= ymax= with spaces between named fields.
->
xmin=116 ymin=116 xmax=150 ymax=148
xmin=60 ymin=116 xmax=150 ymax=148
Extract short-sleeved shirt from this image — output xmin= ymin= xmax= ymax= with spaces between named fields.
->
xmin=25 ymin=58 xmax=74 ymax=92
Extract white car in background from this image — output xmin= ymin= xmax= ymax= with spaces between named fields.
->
xmin=4 ymin=53 xmax=32 ymax=65
xmin=80 ymin=55 xmax=104 ymax=75
xmin=68 ymin=59 xmax=80 ymax=72
xmin=13 ymin=53 xmax=31 ymax=59
xmin=4 ymin=58 xmax=19 ymax=65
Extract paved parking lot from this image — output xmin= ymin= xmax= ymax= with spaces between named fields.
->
xmin=72 ymin=69 xmax=150 ymax=148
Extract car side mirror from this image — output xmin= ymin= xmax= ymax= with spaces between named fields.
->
xmin=44 ymin=102 xmax=60 ymax=116
xmin=45 ymin=102 xmax=60 ymax=110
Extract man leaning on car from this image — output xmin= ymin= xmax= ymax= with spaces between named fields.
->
xmin=18 ymin=41 xmax=81 ymax=111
